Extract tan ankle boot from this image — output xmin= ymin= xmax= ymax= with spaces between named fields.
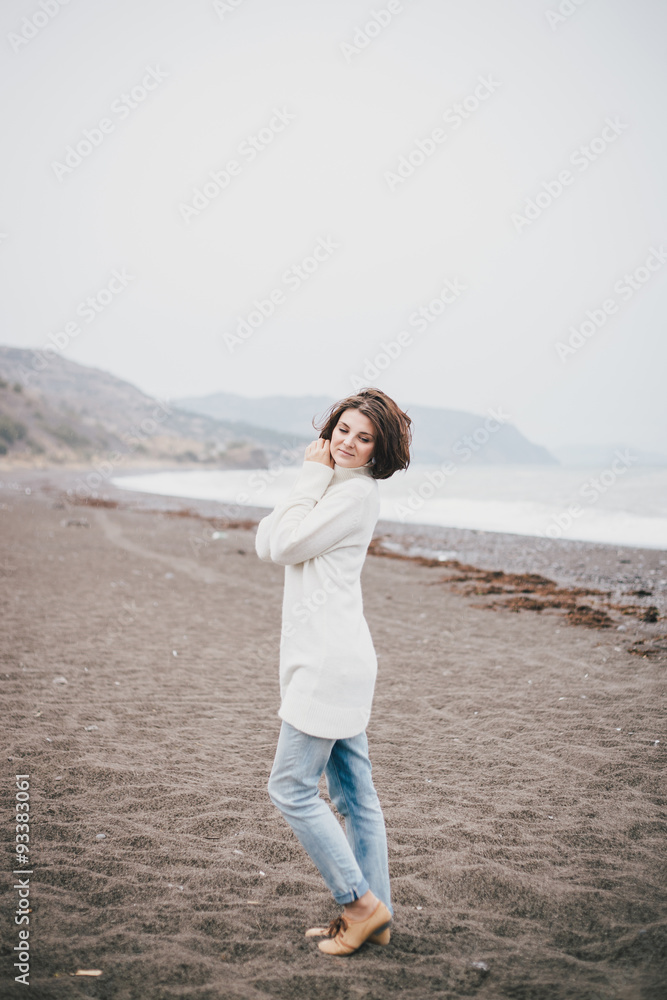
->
xmin=306 ymin=900 xmax=392 ymax=955
xmin=306 ymin=922 xmax=391 ymax=945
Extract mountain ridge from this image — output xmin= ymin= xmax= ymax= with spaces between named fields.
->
xmin=176 ymin=390 xmax=559 ymax=466
xmin=0 ymin=346 xmax=577 ymax=470
xmin=0 ymin=347 xmax=306 ymax=469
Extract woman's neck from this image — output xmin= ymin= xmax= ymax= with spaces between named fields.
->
xmin=331 ymin=461 xmax=373 ymax=482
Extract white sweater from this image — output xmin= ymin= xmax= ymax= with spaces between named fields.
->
xmin=254 ymin=459 xmax=381 ymax=739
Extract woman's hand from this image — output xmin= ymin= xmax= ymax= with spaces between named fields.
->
xmin=304 ymin=438 xmax=335 ymax=468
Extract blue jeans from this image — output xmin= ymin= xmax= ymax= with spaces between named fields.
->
xmin=267 ymin=720 xmax=393 ymax=915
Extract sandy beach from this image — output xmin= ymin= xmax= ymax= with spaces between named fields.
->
xmin=1 ymin=468 xmax=665 ymax=999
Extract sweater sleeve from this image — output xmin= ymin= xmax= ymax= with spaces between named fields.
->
xmin=254 ymin=509 xmax=275 ymax=562
xmin=256 ymin=461 xmax=366 ymax=567
xmin=254 ymin=461 xmax=331 ymax=563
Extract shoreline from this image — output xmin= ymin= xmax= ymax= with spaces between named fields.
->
xmin=2 ymin=465 xmax=666 ymax=624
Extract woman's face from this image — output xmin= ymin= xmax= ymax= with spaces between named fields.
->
xmin=330 ymin=408 xmax=376 ymax=468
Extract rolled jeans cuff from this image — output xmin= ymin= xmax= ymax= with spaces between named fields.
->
xmin=332 ymin=876 xmax=371 ymax=906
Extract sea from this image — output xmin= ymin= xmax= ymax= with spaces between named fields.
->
xmin=110 ymin=462 xmax=667 ymax=550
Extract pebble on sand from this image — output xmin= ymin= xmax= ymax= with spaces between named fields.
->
xmin=53 ymin=676 xmax=68 ymax=685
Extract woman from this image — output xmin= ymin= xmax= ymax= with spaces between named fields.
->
xmin=255 ymin=387 xmax=412 ymax=956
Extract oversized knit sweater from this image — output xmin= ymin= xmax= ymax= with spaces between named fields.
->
xmin=254 ymin=458 xmax=381 ymax=739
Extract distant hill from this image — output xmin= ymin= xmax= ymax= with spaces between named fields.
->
xmin=176 ymin=391 xmax=559 ymax=466
xmin=0 ymin=346 xmax=560 ymax=470
xmin=0 ymin=347 xmax=307 ymax=469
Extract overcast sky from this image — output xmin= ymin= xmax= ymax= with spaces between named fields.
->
xmin=2 ymin=0 xmax=666 ymax=453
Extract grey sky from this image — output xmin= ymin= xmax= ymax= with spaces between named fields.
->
xmin=2 ymin=0 xmax=666 ymax=453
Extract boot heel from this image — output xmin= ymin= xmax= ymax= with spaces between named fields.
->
xmin=368 ymin=922 xmax=391 ymax=945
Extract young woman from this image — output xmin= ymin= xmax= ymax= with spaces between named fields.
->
xmin=255 ymin=387 xmax=412 ymax=956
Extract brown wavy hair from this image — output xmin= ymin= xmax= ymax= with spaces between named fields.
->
xmin=313 ymin=387 xmax=412 ymax=480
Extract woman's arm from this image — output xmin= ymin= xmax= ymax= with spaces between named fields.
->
xmin=255 ymin=510 xmax=276 ymax=562
xmin=255 ymin=440 xmax=334 ymax=564
xmin=256 ymin=461 xmax=369 ymax=566
xmin=254 ymin=461 xmax=332 ymax=563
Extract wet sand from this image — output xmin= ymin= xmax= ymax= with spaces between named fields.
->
xmin=1 ymin=469 xmax=666 ymax=999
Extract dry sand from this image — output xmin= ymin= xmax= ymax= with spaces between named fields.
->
xmin=1 ymin=469 xmax=666 ymax=1000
